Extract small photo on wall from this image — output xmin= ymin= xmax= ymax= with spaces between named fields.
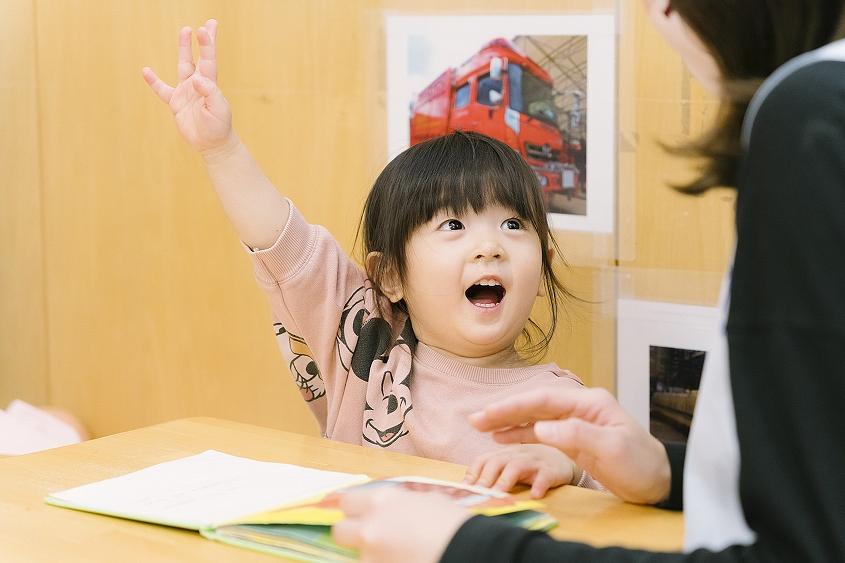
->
xmin=386 ymin=14 xmax=616 ymax=233
xmin=649 ymin=345 xmax=706 ymax=445
xmin=616 ymin=299 xmax=720 ymax=439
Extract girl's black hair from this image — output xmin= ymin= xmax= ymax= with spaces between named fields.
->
xmin=667 ymin=0 xmax=845 ymax=193
xmin=359 ymin=130 xmax=573 ymax=359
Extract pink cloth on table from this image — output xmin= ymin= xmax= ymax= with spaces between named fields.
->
xmin=0 ymin=400 xmax=84 ymax=455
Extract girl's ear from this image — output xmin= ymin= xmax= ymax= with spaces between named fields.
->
xmin=365 ymin=251 xmax=404 ymax=303
xmin=538 ymin=245 xmax=556 ymax=296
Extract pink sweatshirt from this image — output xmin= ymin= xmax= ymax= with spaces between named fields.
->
xmin=248 ymin=202 xmax=585 ymax=466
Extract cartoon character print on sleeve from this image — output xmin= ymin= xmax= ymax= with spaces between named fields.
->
xmin=274 ymin=323 xmax=326 ymax=402
xmin=362 ymin=320 xmax=417 ymax=448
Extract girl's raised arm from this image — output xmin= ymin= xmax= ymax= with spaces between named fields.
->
xmin=142 ymin=20 xmax=289 ymax=250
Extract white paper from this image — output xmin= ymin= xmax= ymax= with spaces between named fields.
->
xmin=47 ymin=450 xmax=369 ymax=529
xmin=0 ymin=400 xmax=83 ymax=455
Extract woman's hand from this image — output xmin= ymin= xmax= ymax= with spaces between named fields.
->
xmin=463 ymin=444 xmax=576 ymax=498
xmin=142 ymin=20 xmax=234 ymax=154
xmin=469 ymin=387 xmax=671 ymax=505
xmin=333 ymin=488 xmax=471 ymax=563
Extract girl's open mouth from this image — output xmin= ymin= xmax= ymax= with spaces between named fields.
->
xmin=465 ymin=282 xmax=506 ymax=308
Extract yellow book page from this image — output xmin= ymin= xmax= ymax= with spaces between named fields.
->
xmin=230 ymin=476 xmax=544 ymax=526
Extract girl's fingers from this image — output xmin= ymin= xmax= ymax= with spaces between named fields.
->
xmin=492 ymin=462 xmax=528 ymax=492
xmin=142 ymin=67 xmax=174 ymax=104
xmin=177 ymin=26 xmax=195 ymax=81
xmin=463 ymin=451 xmax=496 ymax=484
xmin=191 ymin=74 xmax=229 ymax=117
xmin=192 ymin=74 xmax=214 ymax=96
xmin=206 ymin=18 xmax=218 ymax=41
xmin=529 ymin=471 xmax=554 ymax=498
xmin=196 ymin=25 xmax=217 ymax=82
xmin=473 ymin=456 xmax=508 ymax=489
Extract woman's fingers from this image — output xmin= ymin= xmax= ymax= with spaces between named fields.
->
xmin=331 ymin=490 xmax=373 ymax=547
xmin=471 ymin=387 xmax=620 ymax=433
xmin=142 ymin=67 xmax=174 ymax=104
xmin=534 ymin=418 xmax=600 ymax=452
xmin=177 ymin=26 xmax=195 ymax=81
xmin=196 ymin=24 xmax=217 ymax=82
xmin=338 ymin=490 xmax=373 ymax=518
xmin=331 ymin=518 xmax=364 ymax=549
xmin=490 ymin=424 xmax=539 ymax=445
xmin=334 ymin=489 xmax=470 ymax=563
xmin=469 ymin=389 xmax=567 ymax=432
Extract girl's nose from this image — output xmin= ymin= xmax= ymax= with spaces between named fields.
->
xmin=473 ymin=240 xmax=504 ymax=261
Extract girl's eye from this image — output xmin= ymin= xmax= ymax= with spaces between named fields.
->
xmin=438 ymin=219 xmax=465 ymax=231
xmin=502 ymin=218 xmax=523 ymax=230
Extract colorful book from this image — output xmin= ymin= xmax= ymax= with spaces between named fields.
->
xmin=45 ymin=450 xmax=557 ymax=562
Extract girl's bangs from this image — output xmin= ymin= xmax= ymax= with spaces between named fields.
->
xmin=397 ymin=134 xmax=542 ymax=232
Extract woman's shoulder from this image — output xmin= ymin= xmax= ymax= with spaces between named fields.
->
xmin=744 ymin=40 xmax=845 ymax=145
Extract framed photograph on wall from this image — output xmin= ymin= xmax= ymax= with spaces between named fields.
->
xmin=385 ymin=14 xmax=617 ymax=233
xmin=616 ymin=299 xmax=720 ymax=445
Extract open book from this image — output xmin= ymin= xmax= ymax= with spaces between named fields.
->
xmin=45 ymin=450 xmax=557 ymax=562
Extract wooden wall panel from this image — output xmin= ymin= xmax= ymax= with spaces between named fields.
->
xmin=10 ymin=0 xmax=732 ymax=437
xmin=0 ymin=0 xmax=48 ymax=407
xmin=34 ymin=0 xmax=328 ymax=437
xmin=618 ymin=1 xmax=735 ymax=305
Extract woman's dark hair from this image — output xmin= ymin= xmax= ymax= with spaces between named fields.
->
xmin=358 ymin=130 xmax=574 ymax=359
xmin=669 ymin=0 xmax=845 ymax=193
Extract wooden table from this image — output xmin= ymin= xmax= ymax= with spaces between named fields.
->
xmin=0 ymin=418 xmax=683 ymax=561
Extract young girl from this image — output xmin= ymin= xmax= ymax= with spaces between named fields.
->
xmin=142 ymin=20 xmax=599 ymax=497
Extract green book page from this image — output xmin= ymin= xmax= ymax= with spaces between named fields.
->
xmin=203 ymin=479 xmax=558 ymax=561
xmin=205 ymin=511 xmax=555 ymax=561
xmin=203 ymin=525 xmax=358 ymax=562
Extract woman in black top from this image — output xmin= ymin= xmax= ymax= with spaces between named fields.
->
xmin=332 ymin=1 xmax=845 ymax=561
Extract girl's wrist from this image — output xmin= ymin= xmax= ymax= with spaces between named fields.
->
xmin=200 ymin=132 xmax=242 ymax=165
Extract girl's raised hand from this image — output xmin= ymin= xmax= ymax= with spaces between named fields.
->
xmin=142 ymin=20 xmax=233 ymax=154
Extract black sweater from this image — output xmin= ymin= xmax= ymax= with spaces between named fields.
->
xmin=441 ymin=55 xmax=845 ymax=563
